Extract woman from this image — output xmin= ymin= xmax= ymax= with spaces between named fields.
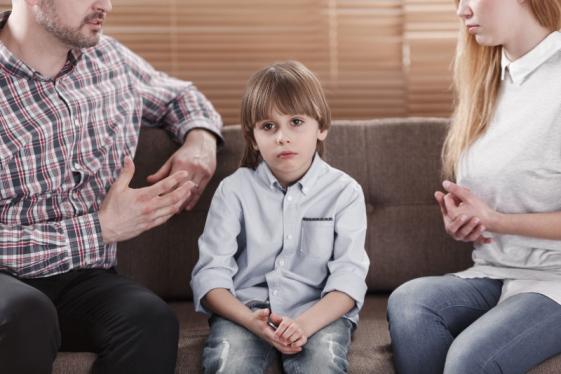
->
xmin=387 ymin=0 xmax=561 ymax=373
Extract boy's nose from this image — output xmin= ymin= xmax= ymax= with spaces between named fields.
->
xmin=275 ymin=131 xmax=290 ymax=145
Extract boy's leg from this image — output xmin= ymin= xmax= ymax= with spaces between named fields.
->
xmin=281 ymin=318 xmax=353 ymax=374
xmin=386 ymin=275 xmax=502 ymax=374
xmin=444 ymin=292 xmax=561 ymax=374
xmin=202 ymin=315 xmax=276 ymax=374
xmin=25 ymin=268 xmax=179 ymax=374
xmin=0 ymin=272 xmax=60 ymax=374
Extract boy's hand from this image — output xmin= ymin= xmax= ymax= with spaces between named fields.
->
xmin=270 ymin=312 xmax=308 ymax=350
xmin=248 ymin=309 xmax=302 ymax=355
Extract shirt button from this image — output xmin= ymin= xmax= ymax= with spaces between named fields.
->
xmin=273 ymin=289 xmax=279 ymax=296
xmin=286 ymin=234 xmax=292 ymax=241
xmin=279 ymin=259 xmax=285 ymax=267
xmin=73 ymin=163 xmax=81 ymax=170
xmin=287 ymin=195 xmax=292 ymax=202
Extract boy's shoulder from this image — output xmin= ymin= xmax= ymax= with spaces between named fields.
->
xmin=319 ymin=160 xmax=363 ymax=194
xmin=217 ymin=167 xmax=258 ymax=192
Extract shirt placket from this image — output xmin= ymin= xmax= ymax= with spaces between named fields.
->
xmin=269 ymin=186 xmax=300 ymax=305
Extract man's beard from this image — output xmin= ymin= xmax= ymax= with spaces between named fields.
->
xmin=33 ymin=0 xmax=105 ymax=49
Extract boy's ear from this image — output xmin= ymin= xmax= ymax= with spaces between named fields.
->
xmin=318 ymin=129 xmax=328 ymax=141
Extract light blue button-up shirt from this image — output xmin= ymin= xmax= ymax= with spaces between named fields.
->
xmin=191 ymin=155 xmax=369 ymax=324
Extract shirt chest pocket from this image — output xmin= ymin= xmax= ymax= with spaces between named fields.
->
xmin=299 ymin=220 xmax=335 ymax=263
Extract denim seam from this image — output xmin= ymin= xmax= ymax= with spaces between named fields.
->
xmin=479 ymin=306 xmax=561 ymax=371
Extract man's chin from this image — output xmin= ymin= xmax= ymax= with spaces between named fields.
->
xmin=68 ymin=33 xmax=102 ymax=49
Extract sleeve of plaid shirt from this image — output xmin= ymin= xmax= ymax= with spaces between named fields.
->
xmin=110 ymin=38 xmax=224 ymax=144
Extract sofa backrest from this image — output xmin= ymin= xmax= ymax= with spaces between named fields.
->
xmin=118 ymin=118 xmax=473 ymax=301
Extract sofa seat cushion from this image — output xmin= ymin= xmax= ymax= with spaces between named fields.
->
xmin=52 ymin=295 xmax=561 ymax=373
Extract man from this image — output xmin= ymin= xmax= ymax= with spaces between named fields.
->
xmin=0 ymin=0 xmax=222 ymax=373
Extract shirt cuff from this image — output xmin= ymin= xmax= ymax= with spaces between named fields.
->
xmin=176 ymin=119 xmax=224 ymax=146
xmin=321 ymin=271 xmax=368 ymax=311
xmin=191 ymin=269 xmax=235 ymax=314
xmin=63 ymin=212 xmax=106 ymax=269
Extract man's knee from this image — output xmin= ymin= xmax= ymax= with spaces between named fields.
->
xmin=0 ymin=280 xmax=60 ymax=374
xmin=121 ymin=291 xmax=179 ymax=344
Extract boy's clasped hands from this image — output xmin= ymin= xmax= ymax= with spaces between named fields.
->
xmin=249 ymin=308 xmax=308 ymax=355
xmin=434 ymin=180 xmax=499 ymax=244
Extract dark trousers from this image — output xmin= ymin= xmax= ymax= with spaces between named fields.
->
xmin=0 ymin=268 xmax=179 ymax=374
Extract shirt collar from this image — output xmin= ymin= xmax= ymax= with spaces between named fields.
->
xmin=0 ymin=11 xmax=82 ymax=80
xmin=501 ymin=31 xmax=561 ymax=85
xmin=256 ymin=153 xmax=328 ymax=195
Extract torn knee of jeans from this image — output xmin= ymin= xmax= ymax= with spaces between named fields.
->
xmin=217 ymin=339 xmax=230 ymax=373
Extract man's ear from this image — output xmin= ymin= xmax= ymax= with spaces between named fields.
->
xmin=318 ymin=129 xmax=328 ymax=141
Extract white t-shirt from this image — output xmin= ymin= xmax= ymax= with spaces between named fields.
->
xmin=455 ymin=31 xmax=561 ymax=304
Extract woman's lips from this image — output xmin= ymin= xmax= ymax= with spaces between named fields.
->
xmin=467 ymin=25 xmax=480 ymax=34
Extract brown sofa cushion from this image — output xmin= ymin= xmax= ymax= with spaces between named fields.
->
xmin=53 ymin=118 xmax=561 ymax=373
xmin=117 ymin=119 xmax=473 ymax=300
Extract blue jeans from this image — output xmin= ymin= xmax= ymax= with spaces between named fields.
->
xmin=202 ymin=314 xmax=353 ymax=374
xmin=387 ymin=276 xmax=561 ymax=374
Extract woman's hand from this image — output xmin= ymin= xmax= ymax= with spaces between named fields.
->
xmin=434 ymin=181 xmax=494 ymax=244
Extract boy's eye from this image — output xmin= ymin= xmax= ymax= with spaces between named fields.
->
xmin=261 ymin=122 xmax=275 ymax=131
xmin=291 ymin=118 xmax=304 ymax=126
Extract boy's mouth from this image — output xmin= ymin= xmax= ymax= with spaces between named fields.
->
xmin=277 ymin=151 xmax=298 ymax=159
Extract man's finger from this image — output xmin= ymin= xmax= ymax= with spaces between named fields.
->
xmin=147 ymin=159 xmax=172 ymax=184
xmin=183 ymin=173 xmax=211 ymax=210
xmin=147 ymin=171 xmax=189 ymax=197
xmin=115 ymin=157 xmax=135 ymax=190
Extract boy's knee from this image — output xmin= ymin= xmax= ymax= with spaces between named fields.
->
xmin=296 ymin=333 xmax=349 ymax=373
xmin=203 ymin=338 xmax=264 ymax=374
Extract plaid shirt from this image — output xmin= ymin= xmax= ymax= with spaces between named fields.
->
xmin=0 ymin=12 xmax=222 ymax=278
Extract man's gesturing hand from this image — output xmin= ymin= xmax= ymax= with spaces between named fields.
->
xmin=99 ymin=157 xmax=196 ymax=243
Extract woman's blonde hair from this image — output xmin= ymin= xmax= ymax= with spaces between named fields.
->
xmin=442 ymin=0 xmax=561 ymax=179
xmin=240 ymin=61 xmax=331 ymax=169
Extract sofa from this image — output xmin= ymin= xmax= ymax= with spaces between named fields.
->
xmin=52 ymin=118 xmax=561 ymax=373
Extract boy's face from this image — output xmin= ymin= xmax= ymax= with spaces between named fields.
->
xmin=253 ymin=109 xmax=327 ymax=187
xmin=32 ymin=0 xmax=112 ymax=48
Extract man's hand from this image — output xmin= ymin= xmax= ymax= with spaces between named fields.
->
xmin=147 ymin=129 xmax=217 ymax=211
xmin=248 ymin=309 xmax=302 ymax=355
xmin=99 ymin=157 xmax=196 ymax=243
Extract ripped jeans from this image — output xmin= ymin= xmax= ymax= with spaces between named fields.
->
xmin=201 ymin=311 xmax=353 ymax=374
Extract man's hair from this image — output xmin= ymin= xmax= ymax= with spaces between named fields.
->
xmin=239 ymin=60 xmax=331 ymax=169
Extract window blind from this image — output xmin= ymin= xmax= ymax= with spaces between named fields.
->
xmin=0 ymin=0 xmax=460 ymax=124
